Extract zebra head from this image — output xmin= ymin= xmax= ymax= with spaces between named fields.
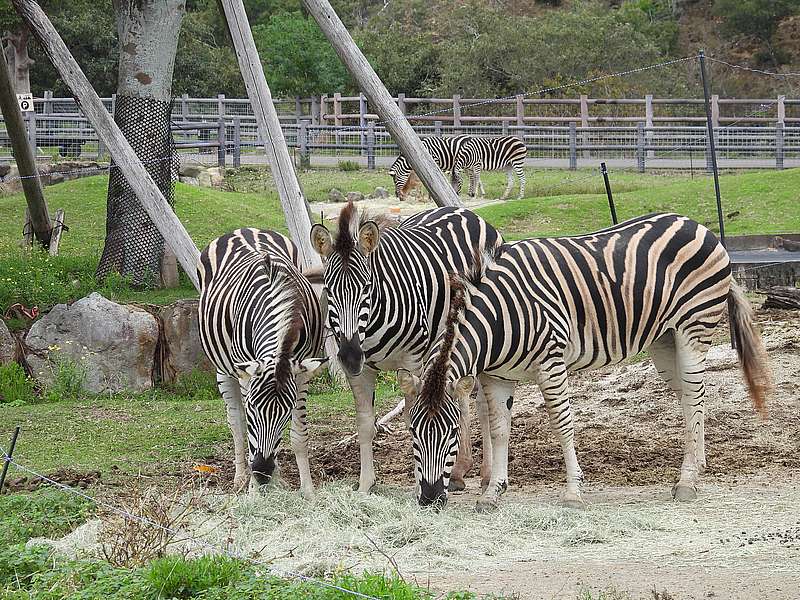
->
xmin=388 ymin=155 xmax=411 ymax=199
xmin=235 ymin=356 xmax=327 ymax=485
xmin=310 ymin=203 xmax=382 ymax=377
xmin=399 ymin=369 xmax=475 ymax=508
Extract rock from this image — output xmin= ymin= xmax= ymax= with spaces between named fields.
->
xmin=206 ymin=167 xmax=224 ymax=187
xmin=346 ymin=191 xmax=365 ymax=203
xmin=25 ymin=293 xmax=158 ymax=393
xmin=371 ymin=186 xmax=389 ymax=199
xmin=180 ymin=164 xmax=205 ymax=178
xmin=0 ymin=319 xmax=16 ymax=364
xmin=160 ymin=300 xmax=213 ymax=384
xmin=328 ymin=188 xmax=345 ymax=203
xmin=0 ymin=164 xmax=10 ymax=178
xmin=179 ymin=176 xmax=200 ymax=187
xmin=48 ymin=172 xmax=65 ymax=185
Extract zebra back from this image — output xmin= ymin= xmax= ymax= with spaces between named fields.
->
xmin=388 ymin=135 xmax=473 ymax=197
xmin=453 ymin=135 xmax=527 ymax=172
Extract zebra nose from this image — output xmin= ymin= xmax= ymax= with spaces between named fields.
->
xmin=251 ymin=452 xmax=276 ymax=486
xmin=337 ymin=334 xmax=364 ymax=376
xmin=419 ymin=476 xmax=447 ymax=509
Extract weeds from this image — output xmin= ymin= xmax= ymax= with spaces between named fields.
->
xmin=338 ymin=160 xmax=361 ymax=172
xmin=44 ymin=354 xmax=87 ymax=402
xmin=0 ymin=362 xmax=37 ymax=405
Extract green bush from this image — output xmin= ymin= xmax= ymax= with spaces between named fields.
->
xmin=0 ymin=489 xmax=94 ymax=550
xmin=0 ymin=363 xmax=37 ymax=406
xmin=44 ymin=354 xmax=87 ymax=402
xmin=165 ymin=370 xmax=218 ymax=403
xmin=338 ymin=160 xmax=361 ymax=172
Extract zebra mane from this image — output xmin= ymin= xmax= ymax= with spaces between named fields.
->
xmin=261 ymin=254 xmax=305 ymax=391
xmin=419 ymin=274 xmax=467 ymax=413
xmin=333 ymin=201 xmax=396 ymax=262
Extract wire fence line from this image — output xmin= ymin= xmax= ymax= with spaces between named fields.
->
xmin=0 ymin=447 xmax=385 ymax=600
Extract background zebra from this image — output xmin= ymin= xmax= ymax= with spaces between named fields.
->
xmin=198 ymin=229 xmax=326 ymax=498
xmin=310 ymin=203 xmax=502 ymax=494
xmin=451 ymin=135 xmax=528 ymax=200
xmin=388 ymin=135 xmax=484 ymax=200
xmin=401 ymin=213 xmax=771 ymax=510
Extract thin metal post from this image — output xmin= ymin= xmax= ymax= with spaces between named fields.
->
xmin=636 ymin=122 xmax=645 ymax=173
xmin=600 ymin=162 xmax=617 ymax=225
xmin=0 ymin=427 xmax=21 ymax=494
xmin=776 ymin=122 xmax=784 ymax=170
xmin=217 ymin=118 xmax=226 ymax=167
xmin=434 ymin=120 xmax=442 ymax=137
xmin=298 ymin=118 xmax=310 ymax=169
xmin=699 ymin=50 xmax=726 ymax=248
xmin=366 ymin=121 xmax=375 ymax=170
xmin=568 ymin=122 xmax=577 ymax=170
xmin=232 ymin=116 xmax=241 ymax=168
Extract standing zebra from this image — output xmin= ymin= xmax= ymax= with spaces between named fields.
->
xmin=388 ymin=135 xmax=485 ymax=200
xmin=310 ymin=203 xmax=502 ymax=493
xmin=451 ymin=135 xmax=527 ymax=200
xmin=400 ymin=213 xmax=771 ymax=510
xmin=198 ymin=229 xmax=326 ymax=497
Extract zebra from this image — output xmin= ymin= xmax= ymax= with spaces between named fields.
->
xmin=309 ymin=202 xmax=502 ymax=494
xmin=451 ymin=135 xmax=527 ymax=200
xmin=198 ymin=228 xmax=326 ymax=498
xmin=388 ymin=135 xmax=485 ymax=201
xmin=399 ymin=213 xmax=772 ymax=510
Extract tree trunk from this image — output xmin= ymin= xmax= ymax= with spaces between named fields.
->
xmin=2 ymin=26 xmax=33 ymax=94
xmin=96 ymin=0 xmax=185 ymax=287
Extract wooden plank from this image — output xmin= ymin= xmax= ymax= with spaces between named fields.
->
xmin=12 ymin=0 xmax=201 ymax=289
xmin=302 ymin=0 xmax=461 ymax=207
xmin=47 ymin=208 xmax=65 ymax=257
xmin=217 ymin=0 xmax=321 ymax=268
xmin=0 ymin=34 xmax=51 ymax=248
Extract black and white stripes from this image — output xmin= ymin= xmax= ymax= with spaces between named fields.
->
xmin=197 ymin=228 xmax=326 ymax=497
xmin=451 ymin=136 xmax=528 ymax=200
xmin=405 ymin=213 xmax=771 ymax=509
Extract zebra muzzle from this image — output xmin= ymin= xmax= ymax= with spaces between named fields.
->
xmin=251 ymin=452 xmax=276 ymax=486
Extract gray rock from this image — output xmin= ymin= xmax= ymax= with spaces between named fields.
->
xmin=25 ymin=292 xmax=158 ymax=393
xmin=180 ymin=164 xmax=205 ymax=178
xmin=179 ymin=176 xmax=200 ymax=187
xmin=371 ymin=186 xmax=389 ymax=199
xmin=328 ymin=188 xmax=345 ymax=203
xmin=0 ymin=319 xmax=16 ymax=364
xmin=160 ymin=299 xmax=213 ymax=384
xmin=346 ymin=191 xmax=365 ymax=203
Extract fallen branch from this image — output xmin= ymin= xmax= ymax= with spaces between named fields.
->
xmin=364 ymin=532 xmax=405 ymax=583
xmin=761 ymin=286 xmax=800 ymax=310
xmin=334 ymin=397 xmax=406 ymax=447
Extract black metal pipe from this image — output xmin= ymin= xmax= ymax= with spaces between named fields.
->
xmin=600 ymin=162 xmax=618 ymax=225
xmin=0 ymin=426 xmax=21 ymax=494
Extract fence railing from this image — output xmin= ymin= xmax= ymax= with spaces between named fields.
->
xmin=17 ymin=91 xmax=800 ymax=127
xmin=3 ymin=113 xmax=800 ymax=172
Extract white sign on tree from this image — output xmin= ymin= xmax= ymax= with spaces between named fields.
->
xmin=16 ymin=93 xmax=34 ymax=112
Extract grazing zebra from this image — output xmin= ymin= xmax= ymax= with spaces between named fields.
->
xmin=388 ymin=135 xmax=485 ymax=200
xmin=310 ymin=202 xmax=502 ymax=493
xmin=399 ymin=213 xmax=772 ymax=510
xmin=451 ymin=135 xmax=527 ymax=200
xmin=198 ymin=229 xmax=326 ymax=498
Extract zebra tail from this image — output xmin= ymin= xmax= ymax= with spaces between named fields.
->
xmin=728 ymin=281 xmax=772 ymax=416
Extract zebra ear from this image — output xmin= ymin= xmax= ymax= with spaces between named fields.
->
xmin=446 ymin=376 xmax=475 ymax=399
xmin=358 ymin=221 xmax=381 ymax=256
xmin=234 ymin=359 xmax=270 ymax=383
xmin=310 ymin=224 xmax=332 ymax=257
xmin=293 ymin=357 xmax=328 ymax=384
xmin=397 ymin=369 xmax=421 ymax=397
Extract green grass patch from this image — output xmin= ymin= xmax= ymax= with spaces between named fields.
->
xmin=0 ymin=489 xmax=94 ymax=549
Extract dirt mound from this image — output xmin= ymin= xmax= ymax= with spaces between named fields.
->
xmin=3 ymin=467 xmax=101 ymax=493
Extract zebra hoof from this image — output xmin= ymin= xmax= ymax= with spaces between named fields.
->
xmin=561 ymin=496 xmax=586 ymax=510
xmin=355 ymin=481 xmax=376 ymax=494
xmin=448 ymin=478 xmax=466 ymax=492
xmin=475 ymin=497 xmax=499 ymax=514
xmin=672 ymin=483 xmax=697 ymax=501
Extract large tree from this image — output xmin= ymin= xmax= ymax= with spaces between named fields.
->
xmin=96 ymin=0 xmax=186 ymax=287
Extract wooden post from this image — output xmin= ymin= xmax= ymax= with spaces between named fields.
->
xmin=295 ymin=96 xmax=302 ymax=123
xmin=776 ymin=121 xmax=784 ymax=170
xmin=645 ymin=94 xmax=654 ymax=159
xmin=434 ymin=120 xmax=442 ymax=137
xmin=359 ymin=92 xmax=367 ymax=156
xmin=366 ymin=120 xmax=375 ymax=170
xmin=12 ymin=0 xmax=201 ymax=288
xmin=298 ymin=118 xmax=310 ymax=169
xmin=48 ymin=208 xmax=65 ymax=256
xmin=580 ymin=94 xmax=590 ymax=159
xmin=516 ymin=94 xmax=524 ymax=140
xmin=217 ymin=118 xmax=226 ymax=167
xmin=43 ymin=89 xmax=52 ymax=114
xmin=568 ymin=122 xmax=577 ymax=170
xmin=333 ymin=92 xmax=342 ymax=126
xmin=636 ymin=122 xmax=645 ymax=173
xmin=181 ymin=93 xmax=188 ymax=121
xmin=397 ymin=92 xmax=405 ymax=115
xmin=218 ymin=0 xmax=323 ymax=266
xmin=217 ymin=93 xmax=225 ymax=118
xmin=777 ymin=95 xmax=786 ymax=125
xmin=711 ymin=94 xmax=719 ymax=129
xmin=453 ymin=94 xmax=461 ymax=133
xmin=0 ymin=39 xmax=51 ymax=248
xmin=311 ymin=95 xmax=321 ymax=125
xmin=232 ymin=115 xmax=241 ymax=168
xmin=302 ymin=0 xmax=461 ymax=207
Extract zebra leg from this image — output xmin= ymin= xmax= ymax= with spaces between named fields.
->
xmin=348 ymin=368 xmax=379 ymax=493
xmin=516 ymin=163 xmax=525 ymax=199
xmin=671 ymin=335 xmax=709 ymax=501
xmin=449 ymin=392 xmax=474 ymax=492
xmin=476 ymin=382 xmax=493 ymax=492
xmin=217 ymin=370 xmax=250 ymax=493
xmin=501 ymin=167 xmax=514 ymax=200
xmin=539 ymin=367 xmax=584 ymax=508
xmin=477 ymin=172 xmax=486 ymax=198
xmin=475 ymin=375 xmax=516 ymax=513
xmin=291 ymin=392 xmax=315 ymax=500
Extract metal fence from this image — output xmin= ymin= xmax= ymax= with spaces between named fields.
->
xmin=3 ymin=100 xmax=800 ymax=172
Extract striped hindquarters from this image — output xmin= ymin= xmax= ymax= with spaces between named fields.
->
xmin=453 ymin=136 xmax=527 ymax=172
xmin=388 ymin=135 xmax=472 ymax=197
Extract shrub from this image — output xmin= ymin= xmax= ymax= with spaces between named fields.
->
xmin=166 ymin=369 xmax=218 ymax=403
xmin=0 ymin=362 xmax=37 ymax=405
xmin=44 ymin=354 xmax=87 ymax=402
xmin=338 ymin=160 xmax=361 ymax=172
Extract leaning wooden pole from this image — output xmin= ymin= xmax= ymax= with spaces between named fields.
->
xmin=11 ymin=0 xmax=201 ymax=290
xmin=0 ymin=47 xmax=51 ymax=248
xmin=218 ymin=0 xmax=320 ymax=267
xmin=302 ymin=0 xmax=462 ymax=208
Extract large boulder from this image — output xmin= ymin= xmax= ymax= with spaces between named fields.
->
xmin=160 ymin=299 xmax=213 ymax=383
xmin=0 ymin=319 xmax=16 ymax=364
xmin=25 ymin=293 xmax=158 ymax=393
xmin=346 ymin=191 xmax=364 ymax=203
xmin=328 ymin=188 xmax=345 ymax=203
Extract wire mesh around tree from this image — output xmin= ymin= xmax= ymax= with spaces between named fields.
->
xmin=96 ymin=94 xmax=178 ymax=287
